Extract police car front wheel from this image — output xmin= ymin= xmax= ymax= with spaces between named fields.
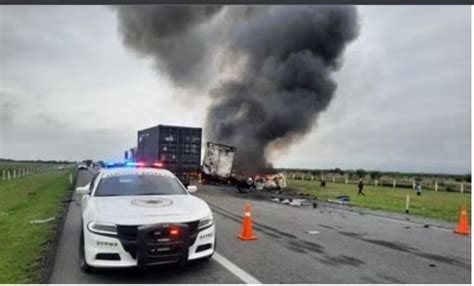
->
xmin=79 ymin=226 xmax=95 ymax=273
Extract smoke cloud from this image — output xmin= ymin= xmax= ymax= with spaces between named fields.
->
xmin=116 ymin=5 xmax=359 ymax=174
xmin=116 ymin=6 xmax=223 ymax=86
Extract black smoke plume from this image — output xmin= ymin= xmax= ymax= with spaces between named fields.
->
xmin=116 ymin=6 xmax=359 ymax=174
xmin=116 ymin=5 xmax=223 ymax=86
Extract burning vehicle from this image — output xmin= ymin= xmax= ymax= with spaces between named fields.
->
xmin=200 ymin=141 xmax=287 ymax=193
xmin=254 ymin=173 xmax=287 ymax=191
xmin=201 ymin=142 xmax=235 ymax=185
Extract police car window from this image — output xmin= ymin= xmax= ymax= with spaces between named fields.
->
xmin=94 ymin=173 xmax=187 ymax=197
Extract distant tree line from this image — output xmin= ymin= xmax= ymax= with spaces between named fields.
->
xmin=0 ymin=158 xmax=76 ymax=164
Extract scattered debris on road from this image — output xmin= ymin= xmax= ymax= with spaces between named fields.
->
xmin=30 ymin=216 xmax=55 ymax=225
xmin=306 ymin=230 xmax=320 ymax=234
xmin=270 ymin=196 xmax=314 ymax=208
xmin=328 ymin=197 xmax=351 ymax=205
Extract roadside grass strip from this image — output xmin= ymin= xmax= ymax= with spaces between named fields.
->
xmin=288 ymin=179 xmax=471 ymax=222
xmin=0 ymin=171 xmax=70 ymax=283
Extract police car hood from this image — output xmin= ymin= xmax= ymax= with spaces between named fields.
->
xmin=93 ymin=194 xmax=210 ymax=223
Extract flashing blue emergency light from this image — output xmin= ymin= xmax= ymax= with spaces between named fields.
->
xmin=124 ymin=161 xmax=146 ymax=167
xmin=105 ymin=161 xmax=116 ymax=167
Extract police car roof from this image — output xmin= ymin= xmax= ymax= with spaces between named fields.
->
xmin=100 ymin=167 xmax=175 ymax=177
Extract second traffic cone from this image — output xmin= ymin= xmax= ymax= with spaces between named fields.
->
xmin=454 ymin=205 xmax=470 ymax=236
xmin=238 ymin=204 xmax=258 ymax=240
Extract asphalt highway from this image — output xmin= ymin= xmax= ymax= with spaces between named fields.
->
xmin=50 ymin=169 xmax=471 ymax=283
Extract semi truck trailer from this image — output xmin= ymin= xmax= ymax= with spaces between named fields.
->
xmin=136 ymin=124 xmax=202 ymax=186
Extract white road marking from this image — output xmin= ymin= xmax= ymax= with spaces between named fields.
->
xmin=212 ymin=252 xmax=262 ymax=284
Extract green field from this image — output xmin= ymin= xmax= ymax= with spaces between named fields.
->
xmin=287 ymin=179 xmax=471 ymax=222
xmin=0 ymin=171 xmax=71 ymax=283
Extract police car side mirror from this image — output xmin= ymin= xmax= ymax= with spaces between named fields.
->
xmin=76 ymin=184 xmax=91 ymax=195
xmin=187 ymin=185 xmax=198 ymax=193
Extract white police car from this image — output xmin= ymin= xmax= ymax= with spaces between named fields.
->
xmin=75 ymin=162 xmax=215 ymax=272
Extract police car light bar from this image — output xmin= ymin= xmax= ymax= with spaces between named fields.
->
xmin=153 ymin=162 xmax=164 ymax=168
xmin=103 ymin=161 xmax=164 ymax=169
xmin=124 ymin=161 xmax=145 ymax=167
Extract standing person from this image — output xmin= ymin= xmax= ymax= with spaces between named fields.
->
xmin=357 ymin=179 xmax=365 ymax=196
xmin=416 ymin=182 xmax=422 ymax=196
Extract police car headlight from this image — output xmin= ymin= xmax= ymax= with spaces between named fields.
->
xmin=198 ymin=215 xmax=213 ymax=230
xmin=87 ymin=222 xmax=117 ymax=235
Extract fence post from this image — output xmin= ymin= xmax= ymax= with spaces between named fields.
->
xmin=460 ymin=183 xmax=464 ymax=194
xmin=292 ymin=174 xmax=295 ymax=180
xmin=345 ymin=175 xmax=348 ymax=184
xmin=435 ymin=181 xmax=438 ymax=192
xmin=412 ymin=181 xmax=415 ymax=189
xmin=2 ymin=170 xmax=5 ymax=181
xmin=375 ymin=179 xmax=378 ymax=186
xmin=69 ymin=174 xmax=73 ymax=184
xmin=393 ymin=179 xmax=396 ymax=188
xmin=332 ymin=176 xmax=335 ymax=183
xmin=311 ymin=175 xmax=314 ymax=181
xmin=405 ymin=195 xmax=410 ymax=213
xmin=7 ymin=171 xmax=11 ymax=181
xmin=13 ymin=170 xmax=16 ymax=179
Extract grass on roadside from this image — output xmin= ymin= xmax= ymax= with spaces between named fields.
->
xmin=287 ymin=179 xmax=471 ymax=222
xmin=0 ymin=171 xmax=71 ymax=283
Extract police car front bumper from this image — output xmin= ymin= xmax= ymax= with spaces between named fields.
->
xmin=83 ymin=223 xmax=215 ymax=268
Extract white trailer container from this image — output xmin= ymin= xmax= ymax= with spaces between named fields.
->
xmin=202 ymin=142 xmax=236 ymax=180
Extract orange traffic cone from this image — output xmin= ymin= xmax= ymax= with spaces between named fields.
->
xmin=238 ymin=204 xmax=258 ymax=240
xmin=454 ymin=205 xmax=470 ymax=236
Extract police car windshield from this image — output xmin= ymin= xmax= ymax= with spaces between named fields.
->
xmin=94 ymin=172 xmax=187 ymax=197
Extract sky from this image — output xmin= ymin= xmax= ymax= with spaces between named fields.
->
xmin=0 ymin=5 xmax=471 ymax=174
